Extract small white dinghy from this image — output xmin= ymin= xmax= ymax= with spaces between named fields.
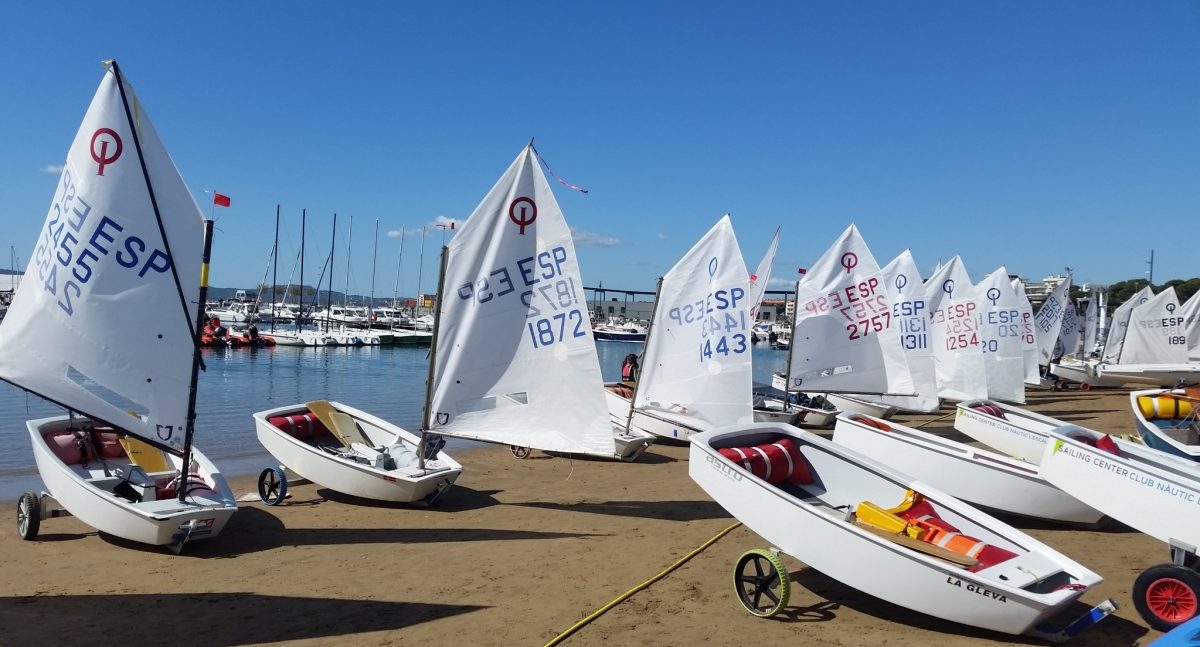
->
xmin=426 ymin=144 xmax=650 ymax=462
xmin=690 ymin=423 xmax=1113 ymax=639
xmin=956 ymin=398 xmax=1200 ymax=630
xmin=1130 ymin=388 xmax=1200 ymax=461
xmin=3 ymin=61 xmax=237 ymax=551
xmin=252 ymin=401 xmax=461 ymax=504
xmin=611 ymin=214 xmax=755 ymax=443
xmin=832 ymin=413 xmax=1105 ymax=526
xmin=780 ymin=225 xmax=917 ymax=420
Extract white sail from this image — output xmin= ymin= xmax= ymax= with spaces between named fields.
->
xmin=1081 ymin=293 xmax=1099 ymax=357
xmin=975 ymin=267 xmax=1027 ymax=403
xmin=786 ymin=225 xmax=913 ymax=395
xmin=747 ymin=226 xmax=780 ymax=322
xmin=1011 ymin=280 xmax=1041 ymax=384
xmin=636 ymin=215 xmax=752 ymax=428
xmin=1033 ymin=278 xmax=1072 ymax=364
xmin=1179 ymin=290 xmax=1200 ymax=362
xmin=873 ymin=250 xmax=938 ymax=411
xmin=1057 ymin=299 xmax=1080 ymax=360
xmin=428 ymin=146 xmax=615 ymax=457
xmin=1101 ymin=286 xmax=1154 ymax=364
xmin=0 ymin=64 xmax=203 ymax=453
xmin=1119 ymin=287 xmax=1188 ymax=365
xmin=925 ymin=256 xmax=986 ymax=401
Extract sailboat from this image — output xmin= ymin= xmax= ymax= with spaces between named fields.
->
xmin=745 ymin=227 xmax=800 ymax=424
xmin=772 ymin=224 xmax=915 ymax=418
xmin=424 ymin=144 xmax=651 ymax=460
xmin=605 ymin=215 xmax=754 ymax=443
xmin=1011 ymin=279 xmax=1046 ymax=388
xmin=4 ymin=61 xmax=237 ymax=549
xmin=1182 ymin=290 xmax=1200 ymax=362
xmin=975 ymin=267 xmax=1028 ymax=404
xmin=1054 ymin=286 xmax=1199 ymax=387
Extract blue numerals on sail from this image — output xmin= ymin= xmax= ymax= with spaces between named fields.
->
xmin=895 ymin=299 xmax=927 ymax=350
xmin=34 ymin=169 xmax=171 ymax=316
xmin=666 ymin=288 xmax=748 ymax=363
xmin=455 ymin=245 xmax=586 ymax=349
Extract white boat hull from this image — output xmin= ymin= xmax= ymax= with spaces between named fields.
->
xmin=28 ymin=417 xmax=237 ymax=546
xmin=254 ymin=402 xmax=462 ymax=503
xmin=1129 ymin=388 xmax=1200 ymax=461
xmin=826 ymin=393 xmax=897 ymax=420
xmin=604 ymin=385 xmax=708 ymax=442
xmin=690 ymin=423 xmax=1102 ymax=635
xmin=1048 ymin=360 xmax=1127 ymax=388
xmin=833 ymin=414 xmax=1104 ymax=525
xmin=1098 ymin=363 xmax=1200 ymax=388
xmin=1040 ymin=426 xmax=1200 ymax=547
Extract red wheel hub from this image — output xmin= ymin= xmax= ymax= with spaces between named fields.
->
xmin=1147 ymin=577 xmax=1199 ymax=622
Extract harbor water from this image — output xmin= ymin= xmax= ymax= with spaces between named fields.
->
xmin=0 ymin=341 xmax=789 ymax=499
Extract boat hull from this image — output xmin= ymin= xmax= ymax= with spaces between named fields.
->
xmin=1129 ymin=389 xmax=1200 ymax=461
xmin=690 ymin=423 xmax=1100 ymax=635
xmin=1040 ymin=426 xmax=1200 ymax=547
xmin=254 ymin=402 xmax=462 ymax=503
xmin=833 ymin=414 xmax=1104 ymax=525
xmin=604 ymin=385 xmax=707 ymax=442
xmin=28 ymin=417 xmax=237 ymax=546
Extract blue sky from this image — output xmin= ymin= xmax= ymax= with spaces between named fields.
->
xmin=2 ymin=2 xmax=1197 ymax=298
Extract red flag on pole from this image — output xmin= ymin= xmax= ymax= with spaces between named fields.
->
xmin=213 ymin=193 xmax=231 ymax=207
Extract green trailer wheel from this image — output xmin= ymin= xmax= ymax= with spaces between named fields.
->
xmin=734 ymin=548 xmax=790 ymax=617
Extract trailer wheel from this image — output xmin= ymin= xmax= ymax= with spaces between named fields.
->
xmin=1133 ymin=564 xmax=1200 ymax=631
xmin=510 ymin=446 xmax=532 ymax=459
xmin=734 ymin=549 xmax=790 ymax=617
xmin=257 ymin=467 xmax=288 ymax=506
xmin=17 ymin=492 xmax=40 ymax=540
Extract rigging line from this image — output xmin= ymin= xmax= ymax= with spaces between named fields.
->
xmin=109 ymin=60 xmax=198 ymax=341
xmin=542 ymin=521 xmax=743 ymax=647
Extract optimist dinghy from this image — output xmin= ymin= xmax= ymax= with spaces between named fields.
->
xmin=4 ymin=61 xmax=237 ymax=550
xmin=832 ymin=413 xmax=1105 ymax=526
xmin=1131 ymin=388 xmax=1200 ymax=461
xmin=607 ymin=214 xmax=754 ymax=443
xmin=956 ymin=398 xmax=1200 ymax=630
xmin=425 ymin=144 xmax=651 ymax=462
xmin=690 ymin=423 xmax=1113 ymax=638
xmin=252 ymin=400 xmax=461 ymax=504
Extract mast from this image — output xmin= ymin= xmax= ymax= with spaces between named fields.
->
xmin=344 ymin=214 xmax=353 ymax=307
xmin=271 ymin=205 xmax=279 ymax=333
xmin=782 ymin=280 xmax=800 ymax=410
xmin=623 ymin=277 xmax=664 ymax=433
xmin=179 ymin=220 xmax=215 ymax=501
xmin=298 ymin=209 xmax=306 ymax=333
xmin=369 ymin=219 xmax=379 ymax=323
xmin=327 ymin=213 xmax=337 ymax=332
xmin=417 ymin=245 xmax=450 ymax=469
xmin=393 ymin=227 xmax=405 ymax=307
xmin=416 ymin=226 xmax=426 ymax=316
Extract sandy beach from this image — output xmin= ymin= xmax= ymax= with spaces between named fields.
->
xmin=0 ymin=389 xmax=1170 ymax=646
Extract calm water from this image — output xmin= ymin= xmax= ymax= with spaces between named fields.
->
xmin=0 ymin=342 xmax=789 ymax=499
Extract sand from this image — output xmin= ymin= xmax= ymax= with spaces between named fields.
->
xmin=0 ymin=390 xmax=1171 ymax=646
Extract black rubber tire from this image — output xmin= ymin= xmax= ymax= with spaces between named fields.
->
xmin=1133 ymin=564 xmax=1200 ymax=631
xmin=17 ymin=492 xmax=39 ymax=540
xmin=510 ymin=445 xmax=532 ymax=459
xmin=733 ymin=549 xmax=790 ymax=617
xmin=257 ymin=467 xmax=288 ymax=506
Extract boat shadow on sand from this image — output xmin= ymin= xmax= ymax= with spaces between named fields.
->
xmin=100 ymin=505 xmax=600 ymax=558
xmin=777 ymin=568 xmax=1147 ymax=645
xmin=0 ymin=593 xmax=486 ymax=647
